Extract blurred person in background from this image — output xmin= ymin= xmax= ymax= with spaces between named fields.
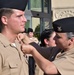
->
xmin=27 ymin=28 xmax=39 ymax=44
xmin=40 ymin=29 xmax=56 ymax=47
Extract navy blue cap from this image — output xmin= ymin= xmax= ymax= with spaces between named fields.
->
xmin=53 ymin=17 xmax=74 ymax=32
xmin=0 ymin=0 xmax=28 ymax=11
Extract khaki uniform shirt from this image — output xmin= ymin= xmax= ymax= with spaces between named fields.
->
xmin=53 ymin=48 xmax=74 ymax=75
xmin=0 ymin=33 xmax=28 ymax=75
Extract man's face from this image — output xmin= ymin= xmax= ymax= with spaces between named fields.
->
xmin=54 ymin=33 xmax=69 ymax=50
xmin=6 ymin=9 xmax=27 ymax=34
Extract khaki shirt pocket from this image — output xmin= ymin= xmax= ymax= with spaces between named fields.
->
xmin=8 ymin=61 xmax=19 ymax=75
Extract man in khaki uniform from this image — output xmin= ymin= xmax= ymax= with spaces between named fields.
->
xmin=0 ymin=0 xmax=29 ymax=75
xmin=20 ymin=17 xmax=74 ymax=75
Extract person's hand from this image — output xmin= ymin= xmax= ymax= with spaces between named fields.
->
xmin=17 ymin=33 xmax=25 ymax=44
xmin=21 ymin=44 xmax=34 ymax=54
xmin=17 ymin=33 xmax=32 ymax=44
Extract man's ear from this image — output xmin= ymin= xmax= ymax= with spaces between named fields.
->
xmin=71 ymin=37 xmax=74 ymax=42
xmin=1 ymin=16 xmax=8 ymax=25
xmin=68 ymin=37 xmax=74 ymax=46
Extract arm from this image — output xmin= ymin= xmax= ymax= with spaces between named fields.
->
xmin=30 ymin=42 xmax=61 ymax=61
xmin=17 ymin=33 xmax=53 ymax=59
xmin=30 ymin=42 xmax=53 ymax=59
xmin=21 ymin=44 xmax=59 ymax=75
xmin=17 ymin=33 xmax=60 ymax=60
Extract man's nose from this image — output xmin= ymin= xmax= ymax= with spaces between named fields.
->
xmin=23 ymin=16 xmax=27 ymax=22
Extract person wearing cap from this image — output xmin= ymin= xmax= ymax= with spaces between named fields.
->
xmin=20 ymin=17 xmax=74 ymax=75
xmin=0 ymin=0 xmax=29 ymax=75
xmin=27 ymin=28 xmax=39 ymax=44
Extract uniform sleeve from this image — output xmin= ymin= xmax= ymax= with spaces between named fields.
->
xmin=29 ymin=42 xmax=53 ymax=59
xmin=53 ymin=55 xmax=74 ymax=75
xmin=0 ymin=54 xmax=2 ymax=75
xmin=30 ymin=42 xmax=60 ymax=60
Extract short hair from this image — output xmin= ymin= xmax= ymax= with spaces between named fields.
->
xmin=0 ymin=8 xmax=13 ymax=32
xmin=40 ymin=29 xmax=54 ymax=47
xmin=66 ymin=32 xmax=74 ymax=39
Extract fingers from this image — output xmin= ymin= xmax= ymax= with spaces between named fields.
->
xmin=17 ymin=33 xmax=26 ymax=44
xmin=21 ymin=44 xmax=33 ymax=54
xmin=17 ymin=33 xmax=33 ymax=45
xmin=21 ymin=44 xmax=26 ymax=53
xmin=21 ymin=44 xmax=29 ymax=54
xmin=22 ymin=36 xmax=32 ymax=45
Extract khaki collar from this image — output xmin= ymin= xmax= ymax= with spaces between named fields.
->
xmin=0 ymin=33 xmax=11 ymax=47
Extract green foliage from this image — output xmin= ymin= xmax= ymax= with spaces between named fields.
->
xmin=34 ymin=24 xmax=40 ymax=40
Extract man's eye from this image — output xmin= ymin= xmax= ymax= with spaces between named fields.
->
xmin=56 ymin=36 xmax=61 ymax=38
xmin=17 ymin=15 xmax=22 ymax=17
xmin=17 ymin=16 xmax=21 ymax=17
